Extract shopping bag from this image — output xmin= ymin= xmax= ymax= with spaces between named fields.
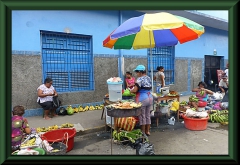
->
xmin=117 ymin=117 xmax=137 ymax=131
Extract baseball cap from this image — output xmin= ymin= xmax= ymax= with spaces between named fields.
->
xmin=133 ymin=65 xmax=145 ymax=71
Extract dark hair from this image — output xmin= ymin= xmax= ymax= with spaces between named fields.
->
xmin=126 ymin=71 xmax=132 ymax=75
xmin=198 ymin=81 xmax=207 ymax=88
xmin=135 ymin=70 xmax=145 ymax=73
xmin=157 ymin=66 xmax=164 ymax=71
xmin=44 ymin=77 xmax=53 ymax=84
xmin=12 ymin=105 xmax=25 ymax=116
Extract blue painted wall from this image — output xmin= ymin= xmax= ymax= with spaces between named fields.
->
xmin=12 ymin=10 xmax=228 ymax=59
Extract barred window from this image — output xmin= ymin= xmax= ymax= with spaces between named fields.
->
xmin=147 ymin=46 xmax=175 ymax=85
xmin=40 ymin=30 xmax=94 ymax=92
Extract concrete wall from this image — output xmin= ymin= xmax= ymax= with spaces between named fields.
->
xmin=12 ymin=54 xmax=204 ymax=114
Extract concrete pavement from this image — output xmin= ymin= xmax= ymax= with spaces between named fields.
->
xmin=25 ymin=95 xmax=191 ymax=136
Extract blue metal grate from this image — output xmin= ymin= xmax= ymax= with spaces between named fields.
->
xmin=40 ymin=30 xmax=94 ymax=92
xmin=147 ymin=46 xmax=175 ymax=85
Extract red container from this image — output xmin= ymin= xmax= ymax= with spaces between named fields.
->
xmin=183 ymin=115 xmax=209 ymax=131
xmin=41 ymin=128 xmax=76 ymax=152
xmin=198 ymin=101 xmax=207 ymax=107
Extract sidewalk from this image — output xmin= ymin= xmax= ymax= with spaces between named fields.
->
xmin=26 ymin=95 xmax=191 ymax=136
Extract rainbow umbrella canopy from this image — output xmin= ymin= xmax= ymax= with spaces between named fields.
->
xmin=103 ymin=12 xmax=205 ymax=90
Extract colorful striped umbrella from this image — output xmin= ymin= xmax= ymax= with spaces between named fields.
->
xmin=103 ymin=12 xmax=204 ymax=49
xmin=103 ymin=12 xmax=205 ymax=91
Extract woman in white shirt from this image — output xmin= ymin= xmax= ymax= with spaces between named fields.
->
xmin=37 ymin=77 xmax=58 ymax=120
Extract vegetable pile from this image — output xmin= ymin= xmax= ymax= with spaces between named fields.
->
xmin=208 ymin=110 xmax=228 ymax=125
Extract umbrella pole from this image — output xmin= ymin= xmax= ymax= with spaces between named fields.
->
xmin=149 ymin=30 xmax=154 ymax=93
xmin=149 ymin=31 xmax=154 ymax=112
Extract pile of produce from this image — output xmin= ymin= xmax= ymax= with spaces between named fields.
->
xmin=208 ymin=110 xmax=228 ymax=125
xmin=179 ymin=100 xmax=188 ymax=106
xmin=68 ymin=104 xmax=104 ymax=113
xmin=36 ymin=123 xmax=74 ymax=133
xmin=112 ymin=129 xmax=147 ymax=143
xmin=21 ymin=137 xmax=37 ymax=148
xmin=106 ymin=101 xmax=142 ymax=110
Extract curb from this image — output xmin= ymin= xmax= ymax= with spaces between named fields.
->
xmin=75 ymin=125 xmax=106 ymax=136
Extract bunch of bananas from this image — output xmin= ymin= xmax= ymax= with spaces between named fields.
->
xmin=77 ymin=104 xmax=104 ymax=112
xmin=36 ymin=127 xmax=49 ymax=132
xmin=61 ymin=123 xmax=74 ymax=128
xmin=36 ymin=125 xmax=59 ymax=133
xmin=180 ymin=100 xmax=188 ymax=106
xmin=199 ymin=89 xmax=205 ymax=96
xmin=209 ymin=110 xmax=228 ymax=125
xmin=73 ymin=107 xmax=79 ymax=113
xmin=189 ymin=95 xmax=199 ymax=102
xmin=89 ymin=105 xmax=95 ymax=111
xmin=21 ymin=137 xmax=36 ymax=147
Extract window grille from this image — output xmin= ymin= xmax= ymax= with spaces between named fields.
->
xmin=147 ymin=46 xmax=175 ymax=85
xmin=40 ymin=30 xmax=94 ymax=92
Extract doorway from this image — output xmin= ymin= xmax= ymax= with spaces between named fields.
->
xmin=204 ymin=55 xmax=224 ymax=91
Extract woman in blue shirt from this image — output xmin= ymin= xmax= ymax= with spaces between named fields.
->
xmin=131 ymin=65 xmax=153 ymax=136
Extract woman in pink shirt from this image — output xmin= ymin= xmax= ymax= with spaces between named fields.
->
xmin=125 ymin=71 xmax=135 ymax=90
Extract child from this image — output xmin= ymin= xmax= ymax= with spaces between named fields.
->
xmin=12 ymin=105 xmax=31 ymax=152
xmin=125 ymin=71 xmax=135 ymax=90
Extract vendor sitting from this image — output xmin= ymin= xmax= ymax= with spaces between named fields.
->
xmin=218 ymin=75 xmax=228 ymax=93
xmin=188 ymin=81 xmax=214 ymax=110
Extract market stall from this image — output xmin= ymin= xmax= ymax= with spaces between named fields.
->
xmin=105 ymin=101 xmax=142 ymax=155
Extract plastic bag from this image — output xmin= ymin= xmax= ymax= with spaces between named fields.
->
xmin=53 ymin=96 xmax=61 ymax=108
xmin=213 ymin=92 xmax=223 ymax=100
xmin=168 ymin=116 xmax=175 ymax=125
xmin=57 ymin=107 xmax=67 ymax=115
xmin=136 ymin=142 xmax=155 ymax=155
xmin=17 ymin=148 xmax=39 ymax=155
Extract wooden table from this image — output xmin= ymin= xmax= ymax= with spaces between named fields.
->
xmin=154 ymin=95 xmax=180 ymax=127
xmin=157 ymin=95 xmax=180 ymax=102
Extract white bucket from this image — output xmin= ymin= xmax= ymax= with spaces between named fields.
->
xmin=107 ymin=81 xmax=123 ymax=102
xmin=161 ymin=86 xmax=170 ymax=95
xmin=158 ymin=103 xmax=169 ymax=113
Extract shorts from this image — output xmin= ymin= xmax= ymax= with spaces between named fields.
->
xmin=38 ymin=101 xmax=54 ymax=110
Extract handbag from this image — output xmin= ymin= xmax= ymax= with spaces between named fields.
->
xmin=53 ymin=96 xmax=61 ymax=108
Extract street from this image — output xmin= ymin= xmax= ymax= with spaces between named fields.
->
xmin=66 ymin=119 xmax=228 ymax=155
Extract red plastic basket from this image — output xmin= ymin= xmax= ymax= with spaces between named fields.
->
xmin=183 ymin=115 xmax=209 ymax=131
xmin=41 ymin=128 xmax=76 ymax=152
